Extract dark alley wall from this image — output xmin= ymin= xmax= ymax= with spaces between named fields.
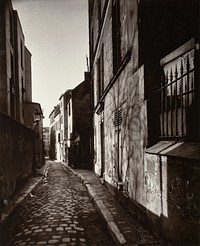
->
xmin=0 ymin=112 xmax=34 ymax=202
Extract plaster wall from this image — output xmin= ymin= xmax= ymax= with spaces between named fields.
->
xmin=93 ymin=0 xmax=147 ymax=206
xmin=145 ymin=145 xmax=200 ymax=244
xmin=93 ymin=113 xmax=101 ymax=176
xmin=54 ymin=113 xmax=61 ymax=161
xmin=24 ymin=47 xmax=32 ymax=102
xmin=59 ymin=96 xmax=65 ymax=161
xmin=103 ymin=65 xmax=147 ymax=206
xmin=67 ymin=98 xmax=73 ymax=145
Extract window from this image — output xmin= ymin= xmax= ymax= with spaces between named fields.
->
xmin=159 ymin=39 xmax=196 ymax=139
xmin=112 ymin=0 xmax=121 ymax=73
xmin=97 ymin=44 xmax=104 ymax=100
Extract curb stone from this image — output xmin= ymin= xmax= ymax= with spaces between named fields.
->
xmin=0 ymin=163 xmax=48 ymax=226
xmin=62 ymin=163 xmax=127 ymax=246
xmin=108 ymin=221 xmax=127 ymax=246
xmin=0 ymin=177 xmax=42 ymax=225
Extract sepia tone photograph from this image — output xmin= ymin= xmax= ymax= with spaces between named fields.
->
xmin=0 ymin=0 xmax=199 ymax=245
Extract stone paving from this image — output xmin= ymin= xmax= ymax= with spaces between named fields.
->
xmin=1 ymin=160 xmax=114 ymax=246
xmin=70 ymin=167 xmax=160 ymax=245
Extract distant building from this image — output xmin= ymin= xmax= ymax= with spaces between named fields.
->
xmin=49 ymin=105 xmax=60 ymax=161
xmin=49 ymin=72 xmax=91 ymax=168
xmin=89 ymin=0 xmax=200 ymax=244
xmin=67 ymin=72 xmax=91 ymax=169
xmin=54 ymin=105 xmax=61 ymax=161
xmin=59 ymin=90 xmax=72 ymax=162
xmin=43 ymin=127 xmax=50 ymax=157
xmin=49 ymin=108 xmax=56 ymax=160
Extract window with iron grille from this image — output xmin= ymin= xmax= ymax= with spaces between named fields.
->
xmin=112 ymin=0 xmax=121 ymax=74
xmin=159 ymin=39 xmax=196 ymax=138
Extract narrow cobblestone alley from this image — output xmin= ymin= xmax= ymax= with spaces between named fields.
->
xmin=1 ymin=161 xmax=114 ymax=246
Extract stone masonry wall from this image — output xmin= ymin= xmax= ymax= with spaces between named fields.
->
xmin=145 ymin=142 xmax=200 ymax=244
xmin=0 ymin=112 xmax=34 ymax=201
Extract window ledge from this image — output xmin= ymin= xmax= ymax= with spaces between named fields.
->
xmin=145 ymin=141 xmax=200 ymax=161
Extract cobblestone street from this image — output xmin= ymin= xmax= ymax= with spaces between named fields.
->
xmin=1 ymin=161 xmax=114 ymax=246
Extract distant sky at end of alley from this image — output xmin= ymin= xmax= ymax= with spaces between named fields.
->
xmin=12 ymin=0 xmax=89 ymax=126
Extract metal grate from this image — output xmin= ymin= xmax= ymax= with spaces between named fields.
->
xmin=114 ymin=108 xmax=122 ymax=127
xmin=159 ymin=40 xmax=195 ymax=138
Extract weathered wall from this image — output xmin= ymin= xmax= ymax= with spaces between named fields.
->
xmin=13 ymin=11 xmax=25 ymax=123
xmin=0 ymin=112 xmax=34 ymax=201
xmin=90 ymin=0 xmax=199 ymax=243
xmin=24 ymin=47 xmax=32 ymax=102
xmin=145 ymin=142 xmax=200 ymax=244
xmin=0 ymin=1 xmax=7 ymax=114
xmin=0 ymin=0 xmax=15 ymax=116
xmin=93 ymin=0 xmax=148 ymax=206
xmin=104 ymin=65 xmax=147 ymax=206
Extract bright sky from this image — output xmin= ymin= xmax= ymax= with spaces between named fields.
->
xmin=12 ymin=0 xmax=89 ymax=126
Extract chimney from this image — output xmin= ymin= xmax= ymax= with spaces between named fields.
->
xmin=84 ymin=71 xmax=90 ymax=81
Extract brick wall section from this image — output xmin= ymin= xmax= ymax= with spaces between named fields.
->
xmin=0 ymin=112 xmax=34 ymax=201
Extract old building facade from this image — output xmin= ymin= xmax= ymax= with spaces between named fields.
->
xmin=49 ymin=104 xmax=63 ymax=162
xmin=49 ymin=108 xmax=56 ymax=160
xmin=89 ymin=0 xmax=199 ymax=244
xmin=49 ymin=72 xmax=91 ymax=169
xmin=43 ymin=127 xmax=50 ymax=157
xmin=67 ymin=72 xmax=91 ymax=169
xmin=59 ymin=90 xmax=72 ymax=162
xmin=0 ymin=0 xmax=43 ymax=207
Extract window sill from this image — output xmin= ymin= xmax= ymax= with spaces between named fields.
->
xmin=145 ymin=141 xmax=200 ymax=161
